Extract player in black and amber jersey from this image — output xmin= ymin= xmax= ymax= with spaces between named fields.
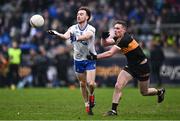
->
xmin=87 ymin=20 xmax=165 ymax=116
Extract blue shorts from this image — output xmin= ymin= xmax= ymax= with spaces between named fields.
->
xmin=74 ymin=60 xmax=96 ymax=73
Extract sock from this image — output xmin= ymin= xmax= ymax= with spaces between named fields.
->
xmin=157 ymin=89 xmax=161 ymax=95
xmin=89 ymin=95 xmax=94 ymax=100
xmin=85 ymin=102 xmax=90 ymax=112
xmin=112 ymin=103 xmax=118 ymax=111
xmin=85 ymin=102 xmax=89 ymax=107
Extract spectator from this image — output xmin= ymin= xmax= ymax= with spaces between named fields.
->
xmin=7 ymin=41 xmax=22 ymax=89
xmin=0 ymin=44 xmax=9 ymax=87
xmin=150 ymin=41 xmax=165 ymax=87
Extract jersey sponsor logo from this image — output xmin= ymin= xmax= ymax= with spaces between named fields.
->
xmin=80 ymin=41 xmax=88 ymax=46
xmin=76 ymin=53 xmax=83 ymax=59
xmin=75 ymin=31 xmax=79 ymax=34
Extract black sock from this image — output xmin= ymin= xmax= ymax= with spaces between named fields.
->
xmin=112 ymin=103 xmax=118 ymax=111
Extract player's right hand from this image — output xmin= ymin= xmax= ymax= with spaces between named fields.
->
xmin=101 ymin=31 xmax=110 ymax=39
xmin=47 ymin=30 xmax=59 ymax=35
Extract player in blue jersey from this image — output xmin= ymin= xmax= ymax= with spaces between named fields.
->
xmin=47 ymin=7 xmax=96 ymax=115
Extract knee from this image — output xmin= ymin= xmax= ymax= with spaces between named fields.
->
xmin=88 ymin=81 xmax=95 ymax=87
xmin=80 ymin=81 xmax=86 ymax=88
xmin=115 ymin=82 xmax=123 ymax=91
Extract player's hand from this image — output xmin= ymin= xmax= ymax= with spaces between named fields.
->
xmin=70 ymin=33 xmax=77 ymax=43
xmin=47 ymin=30 xmax=59 ymax=35
xmin=101 ymin=31 xmax=110 ymax=39
xmin=86 ymin=51 xmax=97 ymax=60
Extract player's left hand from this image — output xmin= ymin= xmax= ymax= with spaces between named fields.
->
xmin=101 ymin=31 xmax=110 ymax=39
xmin=47 ymin=30 xmax=59 ymax=35
xmin=70 ymin=33 xmax=77 ymax=43
xmin=86 ymin=51 xmax=97 ymax=60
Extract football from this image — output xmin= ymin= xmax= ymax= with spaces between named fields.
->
xmin=30 ymin=14 xmax=44 ymax=27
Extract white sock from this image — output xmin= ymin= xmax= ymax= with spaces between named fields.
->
xmin=85 ymin=102 xmax=89 ymax=107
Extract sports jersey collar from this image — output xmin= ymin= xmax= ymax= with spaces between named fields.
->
xmin=78 ymin=23 xmax=88 ymax=31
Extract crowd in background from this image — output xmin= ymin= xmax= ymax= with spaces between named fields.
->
xmin=0 ymin=0 xmax=180 ymax=88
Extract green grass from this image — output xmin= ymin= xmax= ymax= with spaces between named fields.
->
xmin=0 ymin=87 xmax=180 ymax=120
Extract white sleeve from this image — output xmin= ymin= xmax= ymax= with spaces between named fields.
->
xmin=67 ymin=27 xmax=72 ymax=33
xmin=88 ymin=26 xmax=95 ymax=34
xmin=68 ymin=25 xmax=75 ymax=33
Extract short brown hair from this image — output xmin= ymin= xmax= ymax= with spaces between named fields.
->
xmin=114 ymin=20 xmax=128 ymax=29
xmin=78 ymin=7 xmax=91 ymax=21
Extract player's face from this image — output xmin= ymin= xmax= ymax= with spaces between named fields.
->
xmin=114 ymin=24 xmax=125 ymax=38
xmin=77 ymin=10 xmax=88 ymax=23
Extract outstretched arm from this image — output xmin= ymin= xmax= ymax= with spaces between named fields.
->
xmin=87 ymin=45 xmax=119 ymax=60
xmin=97 ymin=45 xmax=119 ymax=59
xmin=47 ymin=30 xmax=71 ymax=40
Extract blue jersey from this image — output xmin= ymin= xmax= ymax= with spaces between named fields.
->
xmin=69 ymin=24 xmax=97 ymax=61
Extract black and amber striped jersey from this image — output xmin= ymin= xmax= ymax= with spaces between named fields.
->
xmin=115 ymin=33 xmax=146 ymax=65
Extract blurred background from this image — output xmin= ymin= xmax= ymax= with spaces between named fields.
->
xmin=0 ymin=0 xmax=180 ymax=89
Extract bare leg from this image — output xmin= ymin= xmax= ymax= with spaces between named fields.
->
xmin=86 ymin=69 xmax=96 ymax=95
xmin=76 ymin=72 xmax=88 ymax=102
xmin=112 ymin=70 xmax=133 ymax=103
xmin=104 ymin=70 xmax=133 ymax=116
xmin=139 ymin=79 xmax=165 ymax=103
xmin=86 ymin=69 xmax=96 ymax=113
xmin=139 ymin=79 xmax=158 ymax=96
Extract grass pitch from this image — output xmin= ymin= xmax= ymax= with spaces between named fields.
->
xmin=0 ymin=87 xmax=180 ymax=120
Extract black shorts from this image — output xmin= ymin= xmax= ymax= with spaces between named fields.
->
xmin=124 ymin=61 xmax=150 ymax=81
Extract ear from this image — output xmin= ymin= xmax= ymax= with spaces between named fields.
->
xmin=86 ymin=16 xmax=89 ymax=21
